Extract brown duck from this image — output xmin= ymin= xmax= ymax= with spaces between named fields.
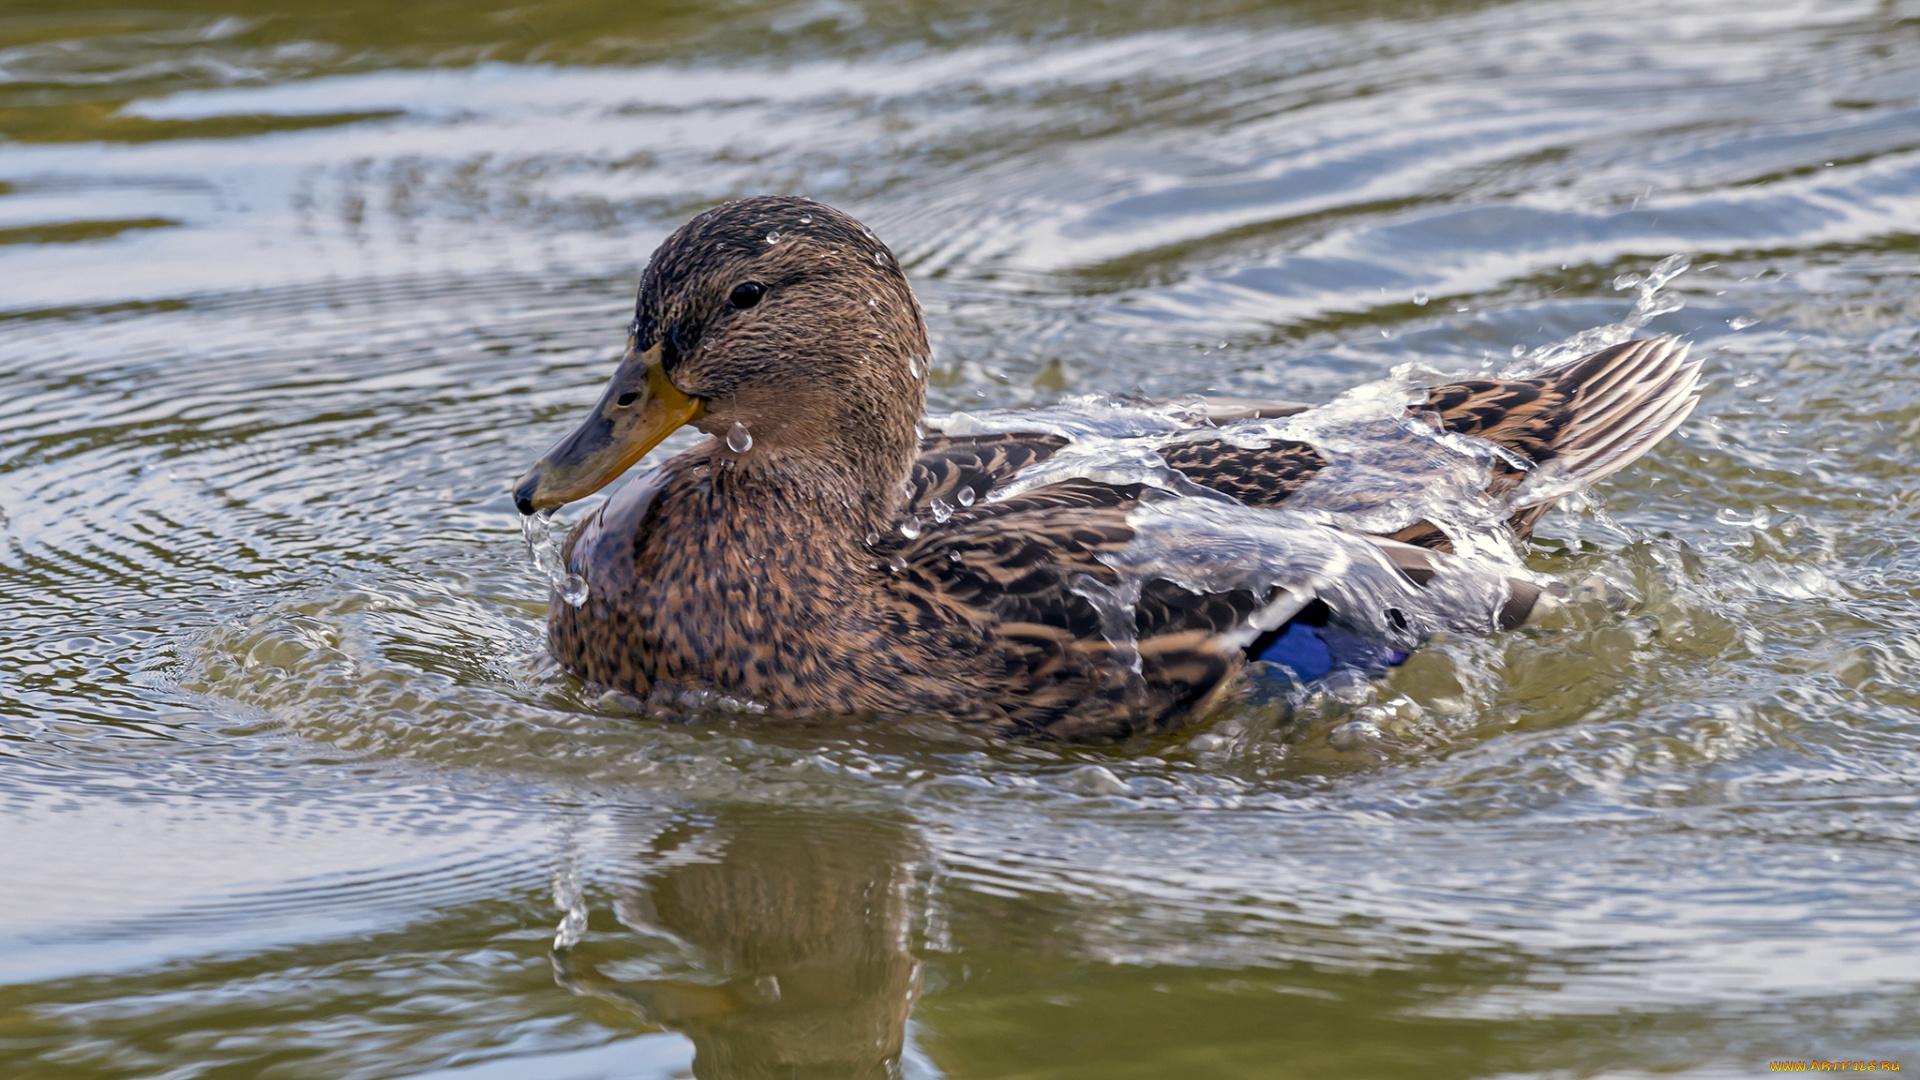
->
xmin=513 ymin=196 xmax=1700 ymax=741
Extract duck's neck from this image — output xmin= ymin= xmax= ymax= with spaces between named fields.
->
xmin=688 ymin=387 xmax=922 ymax=544
xmin=677 ymin=431 xmax=914 ymax=566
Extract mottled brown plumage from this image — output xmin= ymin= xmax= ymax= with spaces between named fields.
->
xmin=521 ymin=196 xmax=1701 ymax=741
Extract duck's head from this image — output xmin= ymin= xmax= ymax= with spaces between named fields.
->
xmin=513 ymin=195 xmax=930 ymax=517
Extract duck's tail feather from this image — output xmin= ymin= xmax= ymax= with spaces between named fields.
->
xmin=1377 ymin=334 xmax=1702 ymax=550
xmin=1415 ymin=334 xmax=1701 ymax=544
xmin=1521 ymin=334 xmax=1703 ymax=499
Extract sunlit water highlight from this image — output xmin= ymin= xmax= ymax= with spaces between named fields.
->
xmin=3 ymin=1 xmax=1920 ymax=1077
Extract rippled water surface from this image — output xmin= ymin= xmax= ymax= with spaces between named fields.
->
xmin=5 ymin=1 xmax=1920 ymax=1076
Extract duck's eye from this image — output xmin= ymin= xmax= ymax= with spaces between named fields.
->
xmin=728 ymin=282 xmax=765 ymax=310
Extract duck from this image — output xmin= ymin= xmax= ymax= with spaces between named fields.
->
xmin=512 ymin=196 xmax=1700 ymax=742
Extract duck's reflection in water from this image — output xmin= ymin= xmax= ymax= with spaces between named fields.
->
xmin=554 ymin=806 xmax=923 ymax=1079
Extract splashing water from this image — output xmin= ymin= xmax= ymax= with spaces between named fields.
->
xmin=927 ymin=393 xmax=1210 ymax=441
xmin=920 ymin=391 xmax=1549 ymax=682
xmin=1509 ymin=253 xmax=1690 ymax=372
xmin=522 ymin=509 xmax=589 ymax=608
xmin=1107 ymin=499 xmax=1535 ymax=651
xmin=914 ymin=266 xmax=1700 ymax=671
xmin=1210 ymin=387 xmax=1536 ymax=568
xmin=551 ymin=861 xmax=587 ymax=951
xmin=928 ymin=395 xmax=1228 ymax=506
xmin=988 ymin=437 xmax=1241 ymax=505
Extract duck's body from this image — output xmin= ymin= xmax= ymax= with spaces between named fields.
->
xmin=516 ymin=197 xmax=1699 ymax=741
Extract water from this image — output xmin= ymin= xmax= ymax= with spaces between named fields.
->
xmin=4 ymin=0 xmax=1920 ymax=1076
xmin=525 ymin=508 xmax=590 ymax=607
xmin=1515 ymin=252 xmax=1693 ymax=369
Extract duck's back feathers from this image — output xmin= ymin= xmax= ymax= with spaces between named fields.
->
xmin=905 ymin=336 xmax=1700 ymax=542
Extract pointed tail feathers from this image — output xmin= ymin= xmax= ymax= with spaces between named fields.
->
xmin=1523 ymin=334 xmax=1702 ymax=500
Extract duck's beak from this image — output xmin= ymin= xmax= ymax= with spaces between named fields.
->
xmin=512 ymin=343 xmax=705 ymax=514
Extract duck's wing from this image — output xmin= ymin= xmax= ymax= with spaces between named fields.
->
xmin=876 ymin=478 xmax=1540 ymax=741
xmin=880 ymin=338 xmax=1695 ymax=737
xmin=876 ymin=482 xmax=1229 ymax=739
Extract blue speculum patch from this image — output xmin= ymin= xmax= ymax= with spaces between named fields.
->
xmin=1256 ymin=621 xmax=1410 ymax=683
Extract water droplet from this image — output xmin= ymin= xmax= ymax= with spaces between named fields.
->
xmin=899 ymin=516 xmax=922 ymax=540
xmin=765 ymin=231 xmax=780 ymax=244
xmin=1648 ymin=253 xmax=1690 ymax=282
xmin=799 ymin=214 xmax=813 ymax=223
xmin=868 ymin=296 xmax=879 ymax=307
xmin=1511 ymin=344 xmax=1527 ymax=358
xmin=1412 ymin=291 xmax=1429 ymax=306
xmin=1613 ymin=272 xmax=1644 ymax=291
xmin=887 ymin=554 xmax=907 ymax=572
xmin=1065 ymin=764 xmax=1129 ymax=795
xmin=947 ymin=549 xmax=963 ymax=563
xmin=523 ymin=509 xmax=590 ymax=608
xmin=930 ymin=497 xmax=953 ymax=524
xmin=874 ymin=251 xmax=888 ymax=266
xmin=1729 ymin=315 xmax=1759 ymax=330
xmin=726 ymin=421 xmax=753 ymax=453
xmin=552 ymin=866 xmax=587 ymax=949
xmin=1328 ymin=720 xmax=1385 ymax=752
xmin=865 ymin=531 xmax=881 ymax=547
xmin=956 ymin=486 xmax=976 ymax=507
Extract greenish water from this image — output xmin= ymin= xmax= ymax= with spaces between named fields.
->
xmin=4 ymin=1 xmax=1919 ymax=1076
